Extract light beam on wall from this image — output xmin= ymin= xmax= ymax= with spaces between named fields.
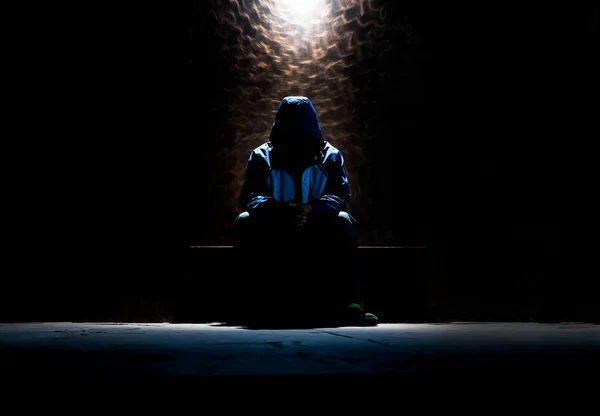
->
xmin=209 ymin=0 xmax=403 ymax=245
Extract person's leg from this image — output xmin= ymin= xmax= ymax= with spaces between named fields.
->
xmin=329 ymin=211 xmax=362 ymax=308
xmin=298 ymin=211 xmax=361 ymax=314
xmin=233 ymin=211 xmax=251 ymax=250
xmin=293 ymin=211 xmax=377 ymax=325
xmin=232 ymin=211 xmax=273 ymax=322
xmin=232 ymin=211 xmax=296 ymax=324
xmin=329 ymin=212 xmax=377 ymax=325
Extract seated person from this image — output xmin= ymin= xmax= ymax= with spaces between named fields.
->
xmin=232 ymin=96 xmax=378 ymax=327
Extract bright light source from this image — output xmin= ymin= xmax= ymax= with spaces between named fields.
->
xmin=274 ymin=0 xmax=328 ymax=28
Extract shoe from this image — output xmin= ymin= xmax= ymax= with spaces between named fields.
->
xmin=346 ymin=303 xmax=378 ymax=327
xmin=363 ymin=312 xmax=379 ymax=326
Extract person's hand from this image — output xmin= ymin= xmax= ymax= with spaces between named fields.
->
xmin=284 ymin=202 xmax=312 ymax=227
xmin=297 ymin=203 xmax=312 ymax=216
xmin=294 ymin=203 xmax=312 ymax=227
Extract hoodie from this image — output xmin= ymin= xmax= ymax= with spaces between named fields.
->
xmin=239 ymin=96 xmax=351 ymax=220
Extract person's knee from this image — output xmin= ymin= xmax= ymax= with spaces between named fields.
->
xmin=337 ymin=211 xmax=356 ymax=234
xmin=330 ymin=211 xmax=357 ymax=247
xmin=338 ymin=211 xmax=355 ymax=226
xmin=234 ymin=211 xmax=252 ymax=234
xmin=234 ymin=211 xmax=280 ymax=249
xmin=235 ymin=211 xmax=251 ymax=226
xmin=233 ymin=211 xmax=251 ymax=247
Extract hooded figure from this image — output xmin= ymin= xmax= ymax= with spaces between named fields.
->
xmin=238 ymin=96 xmax=352 ymax=223
xmin=232 ymin=96 xmax=377 ymax=327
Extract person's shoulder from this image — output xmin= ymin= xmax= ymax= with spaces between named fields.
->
xmin=251 ymin=142 xmax=273 ymax=156
xmin=247 ymin=142 xmax=274 ymax=166
xmin=322 ymin=141 xmax=342 ymax=158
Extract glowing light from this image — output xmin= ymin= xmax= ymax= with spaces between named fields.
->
xmin=274 ymin=0 xmax=328 ymax=28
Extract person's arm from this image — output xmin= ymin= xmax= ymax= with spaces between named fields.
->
xmin=239 ymin=150 xmax=280 ymax=218
xmin=310 ymin=152 xmax=351 ymax=218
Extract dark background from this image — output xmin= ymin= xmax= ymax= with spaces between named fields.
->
xmin=4 ymin=2 xmax=597 ymax=322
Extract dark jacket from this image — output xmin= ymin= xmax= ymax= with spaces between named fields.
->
xmin=239 ymin=96 xmax=351 ymax=219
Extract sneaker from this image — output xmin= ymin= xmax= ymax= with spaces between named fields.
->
xmin=363 ymin=312 xmax=379 ymax=326
xmin=345 ymin=303 xmax=378 ymax=327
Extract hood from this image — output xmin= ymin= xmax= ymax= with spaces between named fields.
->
xmin=269 ymin=96 xmax=325 ymax=155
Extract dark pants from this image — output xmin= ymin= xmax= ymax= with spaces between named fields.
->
xmin=232 ymin=210 xmax=362 ymax=319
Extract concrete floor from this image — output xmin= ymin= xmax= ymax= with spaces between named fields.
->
xmin=2 ymin=322 xmax=599 ymax=387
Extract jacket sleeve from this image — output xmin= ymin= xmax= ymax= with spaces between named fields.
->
xmin=239 ymin=150 xmax=279 ymax=216
xmin=311 ymin=152 xmax=351 ymax=218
